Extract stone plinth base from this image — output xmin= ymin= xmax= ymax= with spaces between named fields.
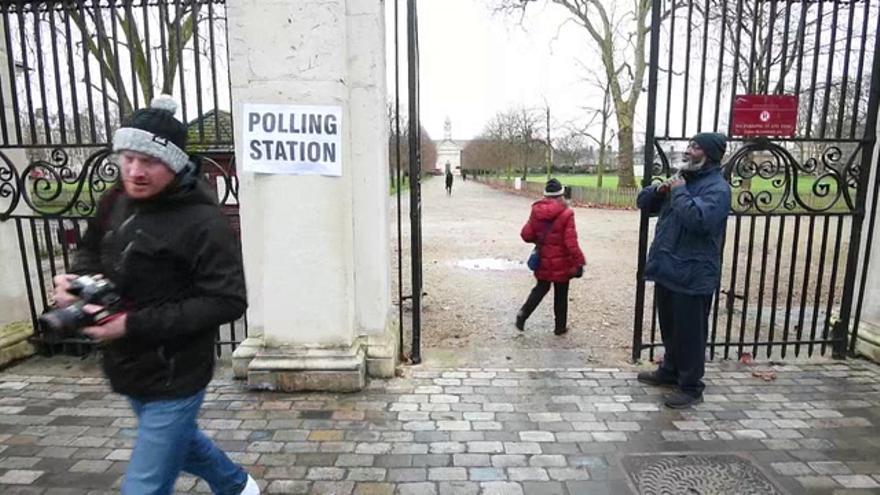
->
xmin=246 ymin=342 xmax=367 ymax=392
xmin=854 ymin=320 xmax=880 ymax=363
xmin=0 ymin=321 xmax=35 ymax=368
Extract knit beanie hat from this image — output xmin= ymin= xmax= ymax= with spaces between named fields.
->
xmin=112 ymin=95 xmax=190 ymax=174
xmin=691 ymin=132 xmax=728 ymax=163
xmin=544 ymin=178 xmax=564 ymax=197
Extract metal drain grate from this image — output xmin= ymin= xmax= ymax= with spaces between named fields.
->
xmin=622 ymin=454 xmax=786 ymax=495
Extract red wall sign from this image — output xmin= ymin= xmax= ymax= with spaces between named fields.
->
xmin=731 ymin=95 xmax=799 ymax=137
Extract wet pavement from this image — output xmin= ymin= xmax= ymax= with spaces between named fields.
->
xmin=1 ymin=356 xmax=879 ymax=494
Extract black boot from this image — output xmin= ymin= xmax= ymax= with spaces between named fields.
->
xmin=515 ymin=311 xmax=526 ymax=331
xmin=637 ymin=370 xmax=677 ymax=387
xmin=664 ymin=391 xmax=703 ymax=409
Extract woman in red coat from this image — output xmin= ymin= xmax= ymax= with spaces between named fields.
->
xmin=516 ymin=179 xmax=586 ymax=335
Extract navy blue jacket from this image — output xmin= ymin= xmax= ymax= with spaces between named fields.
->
xmin=637 ymin=164 xmax=731 ymax=295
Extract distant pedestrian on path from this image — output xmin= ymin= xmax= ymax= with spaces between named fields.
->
xmin=461 ymin=169 xmax=467 ymax=181
xmin=445 ymin=170 xmax=454 ymax=196
xmin=516 ymin=178 xmax=585 ymax=335
xmin=636 ymin=132 xmax=730 ymax=409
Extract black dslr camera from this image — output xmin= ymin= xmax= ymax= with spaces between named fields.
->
xmin=39 ymin=275 xmax=122 ymax=337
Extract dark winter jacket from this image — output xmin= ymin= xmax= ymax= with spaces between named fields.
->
xmin=637 ymin=163 xmax=731 ymax=295
xmin=71 ymin=173 xmax=247 ymax=400
xmin=521 ymin=198 xmax=586 ymax=283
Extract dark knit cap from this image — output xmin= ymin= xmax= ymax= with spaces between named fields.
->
xmin=544 ymin=178 xmax=564 ymax=197
xmin=112 ymin=95 xmax=190 ymax=173
xmin=691 ymin=132 xmax=728 ymax=163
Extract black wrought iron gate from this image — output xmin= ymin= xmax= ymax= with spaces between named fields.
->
xmin=634 ymin=0 xmax=880 ymax=362
xmin=0 ymin=0 xmax=244 ymax=356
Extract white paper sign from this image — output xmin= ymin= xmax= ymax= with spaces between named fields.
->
xmin=241 ymin=103 xmax=343 ymax=176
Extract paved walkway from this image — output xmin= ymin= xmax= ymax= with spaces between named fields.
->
xmin=1 ymin=356 xmax=880 ymax=494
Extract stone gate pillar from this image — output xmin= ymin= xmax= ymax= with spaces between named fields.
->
xmin=0 ymin=18 xmax=35 ymax=366
xmin=228 ymin=0 xmax=396 ymax=390
xmin=854 ymin=106 xmax=880 ymax=363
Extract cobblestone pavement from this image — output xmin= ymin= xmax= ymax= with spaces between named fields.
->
xmin=1 ymin=357 xmax=879 ymax=494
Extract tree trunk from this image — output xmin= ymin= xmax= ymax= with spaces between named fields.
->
xmin=616 ymin=124 xmax=636 ymax=189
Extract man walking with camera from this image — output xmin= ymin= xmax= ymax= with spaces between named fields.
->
xmin=52 ymin=95 xmax=259 ymax=495
xmin=636 ymin=133 xmax=730 ymax=409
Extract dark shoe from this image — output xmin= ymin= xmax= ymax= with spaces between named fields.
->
xmin=637 ymin=370 xmax=677 ymax=387
xmin=554 ymin=327 xmax=568 ymax=335
xmin=664 ymin=391 xmax=703 ymax=409
xmin=515 ymin=312 xmax=526 ymax=331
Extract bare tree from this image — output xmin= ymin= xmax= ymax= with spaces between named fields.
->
xmin=67 ymin=2 xmax=202 ymax=120
xmin=567 ymin=74 xmax=615 ymax=188
xmin=387 ymin=103 xmax=437 ymax=184
xmin=495 ymin=0 xmax=658 ymax=189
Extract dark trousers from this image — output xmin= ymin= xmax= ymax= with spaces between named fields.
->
xmin=655 ymin=283 xmax=713 ymax=397
xmin=520 ymin=280 xmax=569 ymax=332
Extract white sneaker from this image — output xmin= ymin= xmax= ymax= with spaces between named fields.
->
xmin=240 ymin=474 xmax=260 ymax=495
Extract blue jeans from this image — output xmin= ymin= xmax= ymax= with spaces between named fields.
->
xmin=122 ymin=390 xmax=247 ymax=495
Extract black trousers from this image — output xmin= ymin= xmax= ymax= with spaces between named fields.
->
xmin=520 ymin=280 xmax=569 ymax=332
xmin=655 ymin=283 xmax=713 ymax=397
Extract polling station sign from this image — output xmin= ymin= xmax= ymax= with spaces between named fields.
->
xmin=241 ymin=103 xmax=342 ymax=176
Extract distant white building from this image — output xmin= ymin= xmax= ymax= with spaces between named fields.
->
xmin=434 ymin=117 xmax=469 ymax=175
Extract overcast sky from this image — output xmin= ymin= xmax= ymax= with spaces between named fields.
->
xmin=385 ymin=0 xmax=609 ymax=141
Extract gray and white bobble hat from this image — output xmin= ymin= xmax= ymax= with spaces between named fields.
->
xmin=112 ymin=95 xmax=190 ymax=173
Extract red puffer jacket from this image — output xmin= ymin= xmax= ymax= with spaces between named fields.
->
xmin=521 ymin=198 xmax=586 ymax=283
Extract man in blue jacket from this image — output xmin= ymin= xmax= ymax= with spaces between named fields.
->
xmin=636 ymin=132 xmax=730 ymax=409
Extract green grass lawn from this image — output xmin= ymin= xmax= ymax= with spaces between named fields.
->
xmin=525 ymin=174 xmax=620 ymax=189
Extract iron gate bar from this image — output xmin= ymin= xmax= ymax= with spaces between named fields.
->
xmin=407 ymin=0 xmax=422 ymax=365
xmin=819 ymin=1 xmax=840 ymax=140
xmin=175 ymin=0 xmax=187 ymax=124
xmin=394 ymin=0 xmax=404 ymax=361
xmin=664 ymin=0 xmax=675 ymax=137
xmin=696 ymin=0 xmax=710 ymax=131
xmin=726 ymin=0 xmax=745 ymax=138
xmin=805 ymin=1 xmax=824 ymax=139
xmin=795 ymin=216 xmax=816 ymax=357
xmin=777 ymin=0 xmax=792 ymax=96
xmin=808 ymin=216 xmax=831 ymax=357
xmin=823 ymin=218 xmax=844 ymax=356
xmin=782 ymin=216 xmax=800 ymax=359
xmin=737 ymin=215 xmax=756 ymax=358
xmin=48 ymin=6 xmax=66 ymax=144
xmin=93 ymin=1 xmax=113 ymax=141
xmin=18 ymin=4 xmax=37 ymax=145
xmin=3 ymin=7 xmax=20 ymax=143
xmin=763 ymin=0 xmax=778 ymax=94
xmin=713 ymin=0 xmax=728 ymax=131
xmin=837 ymin=0 xmax=856 ymax=139
xmin=80 ymin=1 xmax=97 ymax=142
xmin=63 ymin=6 xmax=81 ymax=143
xmin=851 ymin=0 xmax=871 ymax=140
xmin=208 ymin=0 xmax=218 ymax=141
xmin=767 ymin=215 xmax=783 ymax=357
xmin=126 ymin=1 xmax=139 ymax=112
xmin=723 ymin=216 xmax=741 ymax=360
xmin=752 ymin=216 xmax=771 ymax=358
xmin=631 ymin=0 xmax=663 ymax=363
xmin=681 ymin=0 xmax=694 ymax=137
xmin=192 ymin=0 xmax=203 ymax=140
xmin=15 ymin=219 xmax=38 ymax=328
xmin=746 ymin=0 xmax=758 ymax=93
xmin=709 ymin=230 xmax=725 ymax=360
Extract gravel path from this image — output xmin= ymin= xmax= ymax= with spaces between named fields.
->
xmin=392 ymin=178 xmax=640 ymax=366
